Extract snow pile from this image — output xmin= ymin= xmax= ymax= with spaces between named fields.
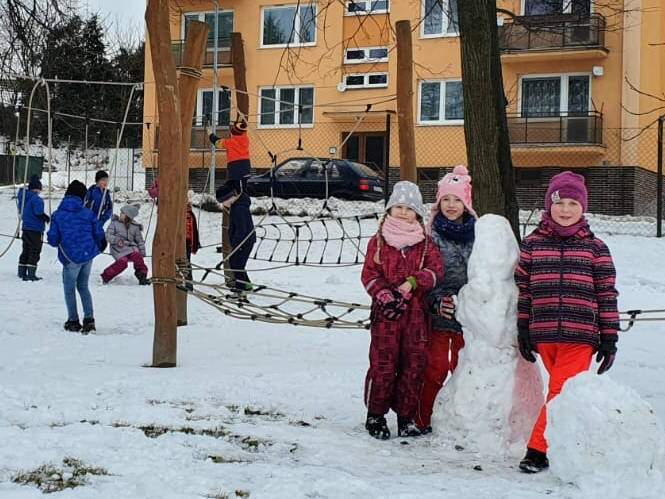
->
xmin=547 ymin=371 xmax=665 ymax=497
xmin=433 ymin=214 xmax=543 ymax=457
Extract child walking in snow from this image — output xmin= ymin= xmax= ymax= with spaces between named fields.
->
xmin=16 ymin=175 xmax=50 ymax=281
xmin=85 ymin=170 xmax=113 ymax=226
xmin=416 ymin=165 xmax=477 ymax=433
xmin=361 ymin=181 xmax=443 ymax=439
xmin=209 ymin=119 xmax=256 ymax=292
xmin=47 ymin=180 xmax=106 ymax=333
xmin=101 ymin=204 xmax=149 ymax=285
xmin=515 ymin=171 xmax=619 ymax=473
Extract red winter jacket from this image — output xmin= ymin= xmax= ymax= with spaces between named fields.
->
xmin=515 ymin=222 xmax=619 ymax=347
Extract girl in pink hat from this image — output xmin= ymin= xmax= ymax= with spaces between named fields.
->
xmin=416 ymin=165 xmax=478 ymax=433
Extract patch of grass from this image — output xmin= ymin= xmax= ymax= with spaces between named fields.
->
xmin=13 ymin=457 xmax=108 ymax=494
xmin=206 ymin=454 xmax=250 ymax=464
xmin=204 ymin=489 xmax=250 ymax=499
xmin=243 ymin=406 xmax=285 ymax=418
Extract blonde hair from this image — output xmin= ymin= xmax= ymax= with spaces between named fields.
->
xmin=372 ymin=214 xmax=429 ymax=270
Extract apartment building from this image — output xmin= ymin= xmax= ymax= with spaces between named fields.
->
xmin=143 ymin=0 xmax=665 ymax=215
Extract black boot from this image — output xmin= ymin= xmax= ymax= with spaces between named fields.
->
xmin=81 ymin=318 xmax=96 ymax=334
xmin=18 ymin=264 xmax=26 ymax=279
xmin=24 ymin=266 xmax=42 ymax=281
xmin=519 ymin=448 xmax=550 ymax=473
xmin=397 ymin=417 xmax=422 ymax=437
xmin=135 ymin=271 xmax=150 ymax=286
xmin=365 ymin=413 xmax=390 ymax=440
xmin=64 ymin=320 xmax=82 ymax=332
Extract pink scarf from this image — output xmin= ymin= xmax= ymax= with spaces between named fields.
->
xmin=381 ymin=215 xmax=425 ymax=249
xmin=541 ymin=211 xmax=589 ymax=238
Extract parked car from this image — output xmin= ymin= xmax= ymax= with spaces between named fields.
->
xmin=246 ymin=157 xmax=385 ymax=201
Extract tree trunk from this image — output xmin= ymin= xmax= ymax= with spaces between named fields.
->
xmin=146 ymin=0 xmax=183 ymax=367
xmin=458 ymin=0 xmax=520 ymax=238
xmin=176 ymin=21 xmax=209 ymax=326
xmin=395 ymin=20 xmax=417 ymax=183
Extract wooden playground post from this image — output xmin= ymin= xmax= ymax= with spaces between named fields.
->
xmin=146 ymin=0 xmax=183 ymax=367
xmin=395 ymin=20 xmax=417 ymax=183
xmin=176 ymin=21 xmax=209 ymax=326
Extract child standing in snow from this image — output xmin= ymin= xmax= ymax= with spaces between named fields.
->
xmin=416 ymin=166 xmax=477 ymax=433
xmin=361 ymin=181 xmax=443 ymax=439
xmin=47 ymin=180 xmax=106 ymax=333
xmin=101 ymin=204 xmax=149 ymax=285
xmin=209 ymin=119 xmax=256 ymax=291
xmin=16 ymin=175 xmax=50 ymax=281
xmin=85 ymin=170 xmax=113 ymax=226
xmin=515 ymin=171 xmax=619 ymax=473
xmin=185 ymin=192 xmax=201 ymax=290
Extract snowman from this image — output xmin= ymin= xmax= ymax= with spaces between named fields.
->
xmin=432 ymin=214 xmax=544 ymax=457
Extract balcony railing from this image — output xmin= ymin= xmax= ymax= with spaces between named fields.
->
xmin=499 ymin=14 xmax=606 ymax=53
xmin=507 ymin=111 xmax=603 ymax=145
xmin=154 ymin=116 xmax=231 ymax=151
xmin=171 ymin=38 xmax=232 ymax=68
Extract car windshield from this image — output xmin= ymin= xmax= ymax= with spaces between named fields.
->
xmin=276 ymin=159 xmax=309 ymax=177
xmin=348 ymin=161 xmax=381 ymax=178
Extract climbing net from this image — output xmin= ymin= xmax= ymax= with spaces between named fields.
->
xmin=175 ymin=262 xmax=371 ymax=330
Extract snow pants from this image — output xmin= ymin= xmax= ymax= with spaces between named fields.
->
xmin=19 ymin=230 xmax=43 ymax=269
xmin=416 ymin=331 xmax=465 ymax=428
xmin=216 ymin=159 xmax=251 ymax=203
xmin=364 ymin=309 xmax=429 ymax=420
xmin=101 ymin=251 xmax=148 ymax=283
xmin=528 ymin=342 xmax=594 ymax=453
xmin=228 ymin=195 xmax=256 ymax=287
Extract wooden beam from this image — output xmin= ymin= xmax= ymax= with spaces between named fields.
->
xmin=146 ymin=0 xmax=183 ymax=367
xmin=176 ymin=21 xmax=209 ymax=326
xmin=395 ymin=20 xmax=417 ymax=183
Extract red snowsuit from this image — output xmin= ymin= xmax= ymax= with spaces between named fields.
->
xmin=361 ymin=235 xmax=443 ymax=419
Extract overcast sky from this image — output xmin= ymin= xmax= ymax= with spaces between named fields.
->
xmin=83 ymin=0 xmax=146 ymax=32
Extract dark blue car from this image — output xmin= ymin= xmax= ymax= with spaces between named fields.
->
xmin=247 ymin=157 xmax=385 ymax=201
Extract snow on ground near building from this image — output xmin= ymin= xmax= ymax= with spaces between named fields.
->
xmin=1 ymin=190 xmax=665 ymax=498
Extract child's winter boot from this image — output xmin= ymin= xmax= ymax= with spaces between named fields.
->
xmin=519 ymin=448 xmax=549 ymax=473
xmin=135 ymin=271 xmax=150 ymax=286
xmin=24 ymin=266 xmax=42 ymax=281
xmin=81 ymin=318 xmax=96 ymax=334
xmin=397 ymin=417 xmax=423 ymax=437
xmin=18 ymin=264 xmax=26 ymax=279
xmin=64 ymin=320 xmax=82 ymax=332
xmin=365 ymin=413 xmax=390 ymax=440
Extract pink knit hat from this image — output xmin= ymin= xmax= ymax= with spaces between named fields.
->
xmin=431 ymin=165 xmax=478 ymax=221
xmin=545 ymin=171 xmax=588 ymax=213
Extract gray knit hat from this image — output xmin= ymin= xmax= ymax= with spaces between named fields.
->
xmin=386 ymin=181 xmax=425 ymax=219
xmin=121 ymin=204 xmax=140 ymax=220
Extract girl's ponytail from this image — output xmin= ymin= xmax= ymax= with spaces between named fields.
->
xmin=374 ymin=215 xmax=387 ymax=265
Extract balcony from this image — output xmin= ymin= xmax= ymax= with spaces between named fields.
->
xmin=499 ymin=14 xmax=608 ymax=62
xmin=171 ymin=38 xmax=232 ymax=68
xmin=507 ymin=111 xmax=603 ymax=146
xmin=154 ymin=116 xmax=231 ymax=151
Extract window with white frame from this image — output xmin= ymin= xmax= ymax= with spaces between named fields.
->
xmin=344 ymin=46 xmax=389 ymax=64
xmin=259 ymin=86 xmax=314 ymax=127
xmin=344 ymin=73 xmax=388 ymax=89
xmin=345 ymin=1 xmax=390 ymax=15
xmin=422 ymin=0 xmax=458 ymax=36
xmin=419 ymin=80 xmax=464 ymax=123
xmin=197 ymin=87 xmax=232 ymax=127
xmin=523 ymin=0 xmax=591 ymax=16
xmin=261 ymin=4 xmax=316 ymax=47
xmin=183 ymin=11 xmax=233 ymax=49
xmin=520 ymin=75 xmax=590 ymax=117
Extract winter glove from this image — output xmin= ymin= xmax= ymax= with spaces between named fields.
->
xmin=439 ymin=295 xmax=455 ymax=319
xmin=375 ymin=288 xmax=407 ymax=321
xmin=209 ymin=133 xmax=221 ymax=146
xmin=596 ymin=336 xmax=618 ymax=375
xmin=38 ymin=213 xmax=50 ymax=224
xmin=518 ymin=328 xmax=537 ymax=363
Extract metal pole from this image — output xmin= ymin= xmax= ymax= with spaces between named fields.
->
xmin=210 ymin=0 xmax=219 ymax=196
xmin=384 ymin=112 xmax=391 ymax=205
xmin=657 ymin=115 xmax=664 ymax=237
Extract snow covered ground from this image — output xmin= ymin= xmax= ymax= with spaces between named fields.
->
xmin=1 ymin=189 xmax=665 ymax=498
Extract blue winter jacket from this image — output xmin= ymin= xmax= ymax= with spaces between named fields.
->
xmin=84 ymin=185 xmax=113 ymax=226
xmin=47 ymin=196 xmax=106 ymax=265
xmin=16 ymin=188 xmax=47 ymax=233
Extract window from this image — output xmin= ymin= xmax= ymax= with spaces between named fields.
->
xmin=261 ymin=4 xmax=316 ymax=47
xmin=344 ymin=73 xmax=388 ymax=89
xmin=276 ymin=159 xmax=309 ymax=177
xmin=520 ymin=75 xmax=590 ymax=117
xmin=419 ymin=80 xmax=463 ymax=124
xmin=197 ymin=87 xmax=232 ymax=127
xmin=259 ymin=86 xmax=314 ymax=127
xmin=523 ymin=0 xmax=591 ymax=16
xmin=422 ymin=0 xmax=458 ymax=37
xmin=344 ymin=46 xmax=389 ymax=64
xmin=183 ymin=11 xmax=233 ymax=49
xmin=345 ymin=1 xmax=390 ymax=15
xmin=306 ymin=160 xmax=342 ymax=179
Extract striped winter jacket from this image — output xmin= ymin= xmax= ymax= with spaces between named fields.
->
xmin=515 ymin=222 xmax=619 ymax=347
